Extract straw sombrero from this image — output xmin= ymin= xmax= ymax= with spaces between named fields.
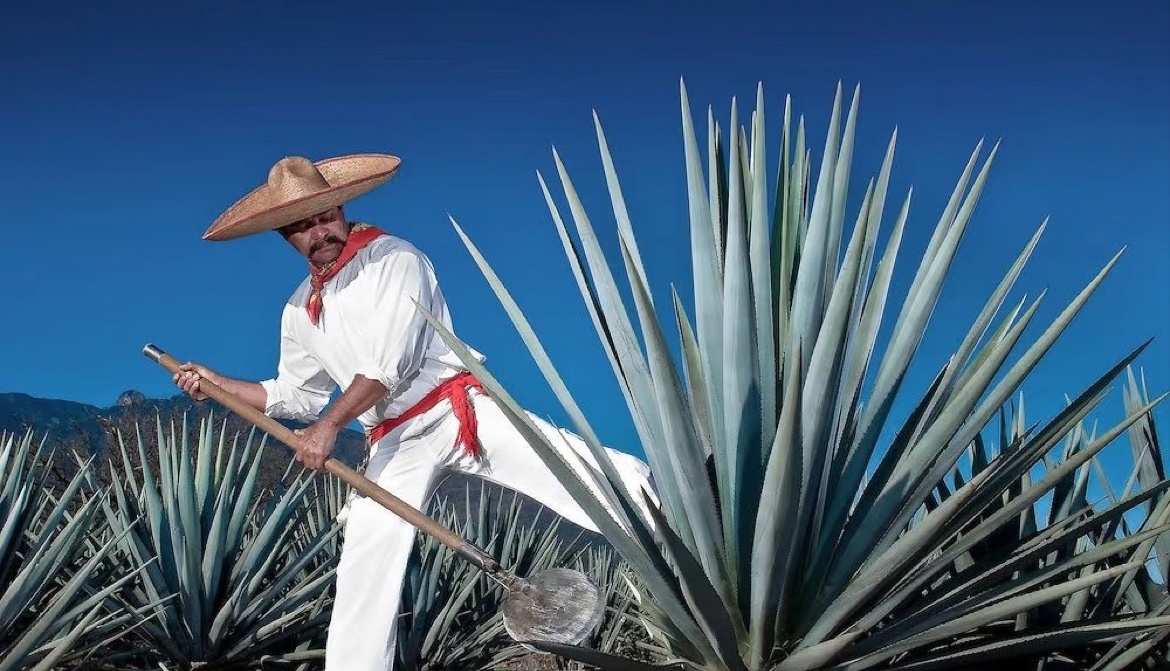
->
xmin=202 ymin=153 xmax=401 ymax=241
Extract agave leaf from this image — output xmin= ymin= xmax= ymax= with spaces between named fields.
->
xmin=967 ymin=343 xmax=1153 ymax=517
xmin=673 ymin=288 xmax=716 ymax=456
xmin=1124 ymin=367 xmax=1165 ymax=487
xmin=200 ymin=478 xmax=230 ymax=610
xmin=398 ymin=481 xmax=637 ymax=669
xmin=1052 ymin=442 xmax=1093 ymax=525
xmin=228 ymin=512 xmax=339 ymax=627
xmin=784 ymin=82 xmax=842 ymax=378
xmin=774 ymin=114 xmax=809 ymax=367
xmin=195 ymin=410 xmax=215 ymax=526
xmin=549 ymin=151 xmax=667 ymax=463
xmin=850 ymin=251 xmax=1131 ymax=584
xmin=103 ymin=416 xmax=336 ymax=666
xmin=1107 ymin=486 xmax=1170 ymax=612
xmin=843 ymin=141 xmax=996 ymax=485
xmin=720 ymin=97 xmax=761 ymax=601
xmin=617 ymin=225 xmax=736 ymax=610
xmin=824 ymin=293 xmax=1044 ymax=604
xmin=947 ymin=481 xmax=1170 ymax=605
xmin=709 ymin=107 xmax=728 ymax=269
xmin=1121 ymin=365 xmax=1170 ymax=580
xmin=851 ymin=128 xmax=896 ymax=322
xmin=29 ymin=550 xmax=149 ymax=648
xmin=805 ymin=181 xmax=874 ymax=546
xmin=794 ymin=562 xmax=1142 ymax=671
xmin=640 ymin=491 xmax=746 ymax=671
xmin=748 ymin=83 xmax=777 ymax=460
xmin=819 ymin=189 xmax=912 ymax=541
xmin=849 ymin=523 xmax=1170 ymax=659
xmin=535 ymin=174 xmax=683 ymax=532
xmin=226 ymin=432 xmax=266 ymax=554
xmin=682 ymin=80 xmax=726 ymax=465
xmin=872 ymin=616 xmax=1170 ymax=671
xmin=133 ymin=424 xmax=167 ymax=574
xmin=237 ymin=475 xmax=316 ymax=594
xmin=748 ymin=347 xmax=804 ymax=665
xmin=822 ymin=130 xmax=898 ymax=496
xmin=769 ymin=93 xmax=793 ymax=390
xmin=824 ymin=83 xmax=860 ymax=297
xmin=594 ymin=110 xmax=652 ymax=309
xmin=1 ymin=509 xmax=127 ymax=670
xmin=11 ymin=450 xmax=95 ymax=566
xmin=804 ymin=456 xmax=999 ymax=646
xmin=0 ymin=494 xmax=103 ymax=628
xmin=1090 ymin=605 xmax=1170 ymax=671
xmin=23 ymin=606 xmax=103 ymax=671
xmin=841 ymin=391 xmax=1167 ymax=643
xmin=912 ymin=221 xmax=1047 ymax=450
xmin=741 ymin=121 xmax=752 ymax=221
xmin=0 ymin=488 xmax=54 ymax=618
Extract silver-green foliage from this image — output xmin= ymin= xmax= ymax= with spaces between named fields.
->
xmin=0 ymin=415 xmax=653 ymax=671
xmin=421 ymin=80 xmax=1170 ymax=670
xmin=0 ymin=430 xmax=145 ymax=671
xmin=97 ymin=414 xmax=341 ymax=670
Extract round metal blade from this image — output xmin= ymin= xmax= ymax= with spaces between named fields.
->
xmin=501 ymin=568 xmax=604 ymax=646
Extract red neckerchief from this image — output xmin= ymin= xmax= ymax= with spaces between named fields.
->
xmin=306 ymin=223 xmax=387 ymax=326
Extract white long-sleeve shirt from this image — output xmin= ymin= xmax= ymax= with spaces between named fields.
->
xmin=259 ymin=232 xmax=484 ymax=432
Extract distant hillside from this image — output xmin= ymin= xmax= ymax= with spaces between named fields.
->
xmin=0 ymin=388 xmax=367 ymax=486
xmin=0 ymin=391 xmax=109 ymax=455
xmin=0 ymin=389 xmax=605 ymax=551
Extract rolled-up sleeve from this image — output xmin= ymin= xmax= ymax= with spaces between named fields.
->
xmin=352 ymin=247 xmax=437 ymax=396
xmin=260 ymin=309 xmax=336 ymax=421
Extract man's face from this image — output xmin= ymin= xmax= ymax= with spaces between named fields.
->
xmin=279 ymin=206 xmax=349 ymax=266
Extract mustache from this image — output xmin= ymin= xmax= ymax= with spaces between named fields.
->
xmin=309 ymin=235 xmax=345 ymax=254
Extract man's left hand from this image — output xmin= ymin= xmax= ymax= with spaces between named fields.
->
xmin=293 ymin=421 xmax=339 ymax=471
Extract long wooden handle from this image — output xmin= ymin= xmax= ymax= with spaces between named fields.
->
xmin=143 ymin=343 xmax=502 ymax=574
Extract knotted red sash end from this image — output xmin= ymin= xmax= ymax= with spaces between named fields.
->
xmin=368 ymin=372 xmax=486 ymax=457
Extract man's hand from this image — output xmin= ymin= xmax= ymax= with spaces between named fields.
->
xmin=172 ymin=363 xmax=269 ymax=413
xmin=174 ymin=362 xmax=222 ymax=401
xmin=293 ymin=422 xmax=339 ymax=471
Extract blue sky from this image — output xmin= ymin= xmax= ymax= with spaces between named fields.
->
xmin=2 ymin=1 xmax=1167 ymax=484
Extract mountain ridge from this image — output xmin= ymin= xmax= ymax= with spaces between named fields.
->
xmin=0 ymin=387 xmax=369 ymax=464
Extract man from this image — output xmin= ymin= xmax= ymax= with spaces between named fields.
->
xmin=173 ymin=153 xmax=656 ymax=671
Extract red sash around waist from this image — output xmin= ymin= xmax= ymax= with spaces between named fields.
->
xmin=367 ymin=371 xmax=486 ymax=456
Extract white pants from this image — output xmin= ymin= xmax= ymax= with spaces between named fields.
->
xmin=324 ymin=389 xmax=657 ymax=671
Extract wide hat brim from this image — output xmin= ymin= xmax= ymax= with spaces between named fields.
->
xmin=202 ymin=153 xmax=402 ymax=241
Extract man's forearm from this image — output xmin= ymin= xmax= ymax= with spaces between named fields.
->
xmin=319 ymin=375 xmax=389 ymax=430
xmin=212 ymin=376 xmax=268 ymax=413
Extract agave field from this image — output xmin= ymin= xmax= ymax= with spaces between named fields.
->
xmin=3 ymin=80 xmax=1169 ymax=671
xmin=0 ymin=416 xmax=646 ymax=670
